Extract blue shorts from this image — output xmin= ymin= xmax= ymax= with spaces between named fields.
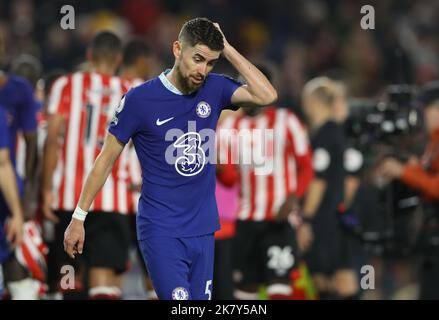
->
xmin=138 ymin=234 xmax=215 ymax=300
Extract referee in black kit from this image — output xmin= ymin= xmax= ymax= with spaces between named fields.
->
xmin=299 ymin=77 xmax=351 ymax=299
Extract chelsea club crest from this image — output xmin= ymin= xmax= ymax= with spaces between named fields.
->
xmin=196 ymin=101 xmax=211 ymax=118
xmin=172 ymin=287 xmax=189 ymax=300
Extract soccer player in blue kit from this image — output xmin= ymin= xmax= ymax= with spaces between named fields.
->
xmin=64 ymin=18 xmax=277 ymax=300
xmin=0 ymin=105 xmax=25 ymax=295
xmin=0 ymin=38 xmax=38 ymax=297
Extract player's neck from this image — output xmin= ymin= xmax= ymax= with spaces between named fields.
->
xmin=90 ymin=63 xmax=117 ymax=77
xmin=121 ymin=67 xmax=140 ymax=82
xmin=167 ymin=67 xmax=192 ymax=95
xmin=311 ymin=111 xmax=331 ymax=130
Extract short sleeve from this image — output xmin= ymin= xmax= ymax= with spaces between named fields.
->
xmin=313 ymin=147 xmax=332 ymax=180
xmin=17 ymin=80 xmax=37 ymax=133
xmin=108 ymin=89 xmax=140 ymax=145
xmin=313 ymin=123 xmax=346 ymax=181
xmin=286 ymin=113 xmax=310 ymax=157
xmin=220 ymin=75 xmax=242 ymax=111
xmin=47 ymin=76 xmax=70 ymax=117
xmin=0 ymin=107 xmax=9 ymax=149
xmin=312 ymin=132 xmax=334 ymax=181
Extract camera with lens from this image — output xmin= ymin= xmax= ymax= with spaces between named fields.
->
xmin=346 ymin=84 xmax=422 ymax=150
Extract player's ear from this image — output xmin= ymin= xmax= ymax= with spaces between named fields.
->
xmin=173 ymin=41 xmax=182 ymax=60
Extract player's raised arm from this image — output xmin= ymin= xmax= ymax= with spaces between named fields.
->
xmin=63 ymin=133 xmax=124 ymax=258
xmin=213 ymin=23 xmax=277 ymax=107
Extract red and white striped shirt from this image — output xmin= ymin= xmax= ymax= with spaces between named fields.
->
xmin=47 ymin=71 xmax=136 ymax=214
xmin=218 ymin=107 xmax=314 ymax=221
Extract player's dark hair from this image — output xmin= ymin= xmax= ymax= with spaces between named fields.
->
xmin=89 ymin=31 xmax=122 ymax=62
xmin=178 ymin=18 xmax=224 ymax=51
xmin=122 ymin=38 xmax=151 ymax=66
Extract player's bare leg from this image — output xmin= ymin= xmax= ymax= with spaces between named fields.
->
xmin=332 ymin=269 xmax=359 ymax=299
xmin=312 ymin=273 xmax=332 ymax=299
xmin=143 ymin=275 xmax=157 ymax=300
xmin=3 ymin=258 xmax=40 ymax=300
xmin=89 ymin=268 xmax=121 ymax=300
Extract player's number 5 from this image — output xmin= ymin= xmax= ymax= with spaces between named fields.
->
xmin=205 ymin=280 xmax=212 ymax=300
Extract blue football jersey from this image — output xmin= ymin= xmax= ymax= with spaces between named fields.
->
xmin=0 ymin=75 xmax=38 ymax=163
xmin=0 ymin=106 xmax=9 ymax=149
xmin=109 ymin=71 xmax=241 ymax=239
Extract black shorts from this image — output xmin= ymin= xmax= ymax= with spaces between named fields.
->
xmin=304 ymin=216 xmax=354 ymax=275
xmin=233 ymin=220 xmax=298 ymax=287
xmin=53 ymin=210 xmax=130 ymax=274
xmin=213 ymin=237 xmax=234 ymax=300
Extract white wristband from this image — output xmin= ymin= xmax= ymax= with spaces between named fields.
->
xmin=72 ymin=206 xmax=88 ymax=221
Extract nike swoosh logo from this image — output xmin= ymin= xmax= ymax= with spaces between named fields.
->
xmin=156 ymin=117 xmax=174 ymax=126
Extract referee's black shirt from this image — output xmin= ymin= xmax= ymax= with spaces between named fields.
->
xmin=310 ymin=120 xmax=346 ymax=228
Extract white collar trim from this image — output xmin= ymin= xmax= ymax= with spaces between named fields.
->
xmin=159 ymin=71 xmax=183 ymax=95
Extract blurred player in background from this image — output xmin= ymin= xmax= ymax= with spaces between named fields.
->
xmin=0 ymin=32 xmax=39 ymax=299
xmin=0 ymin=61 xmax=38 ymax=218
xmin=330 ymin=80 xmax=361 ymax=299
xmin=0 ymin=105 xmax=25 ymax=298
xmin=301 ymin=77 xmax=350 ymax=299
xmin=219 ymin=65 xmax=314 ymax=300
xmin=120 ymin=38 xmax=154 ymax=86
xmin=10 ymin=54 xmax=44 ymax=202
xmin=4 ymin=54 xmax=51 ymax=299
xmin=64 ymin=17 xmax=277 ymax=300
xmin=42 ymin=31 xmax=132 ymax=299
xmin=213 ymin=107 xmax=241 ymax=300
